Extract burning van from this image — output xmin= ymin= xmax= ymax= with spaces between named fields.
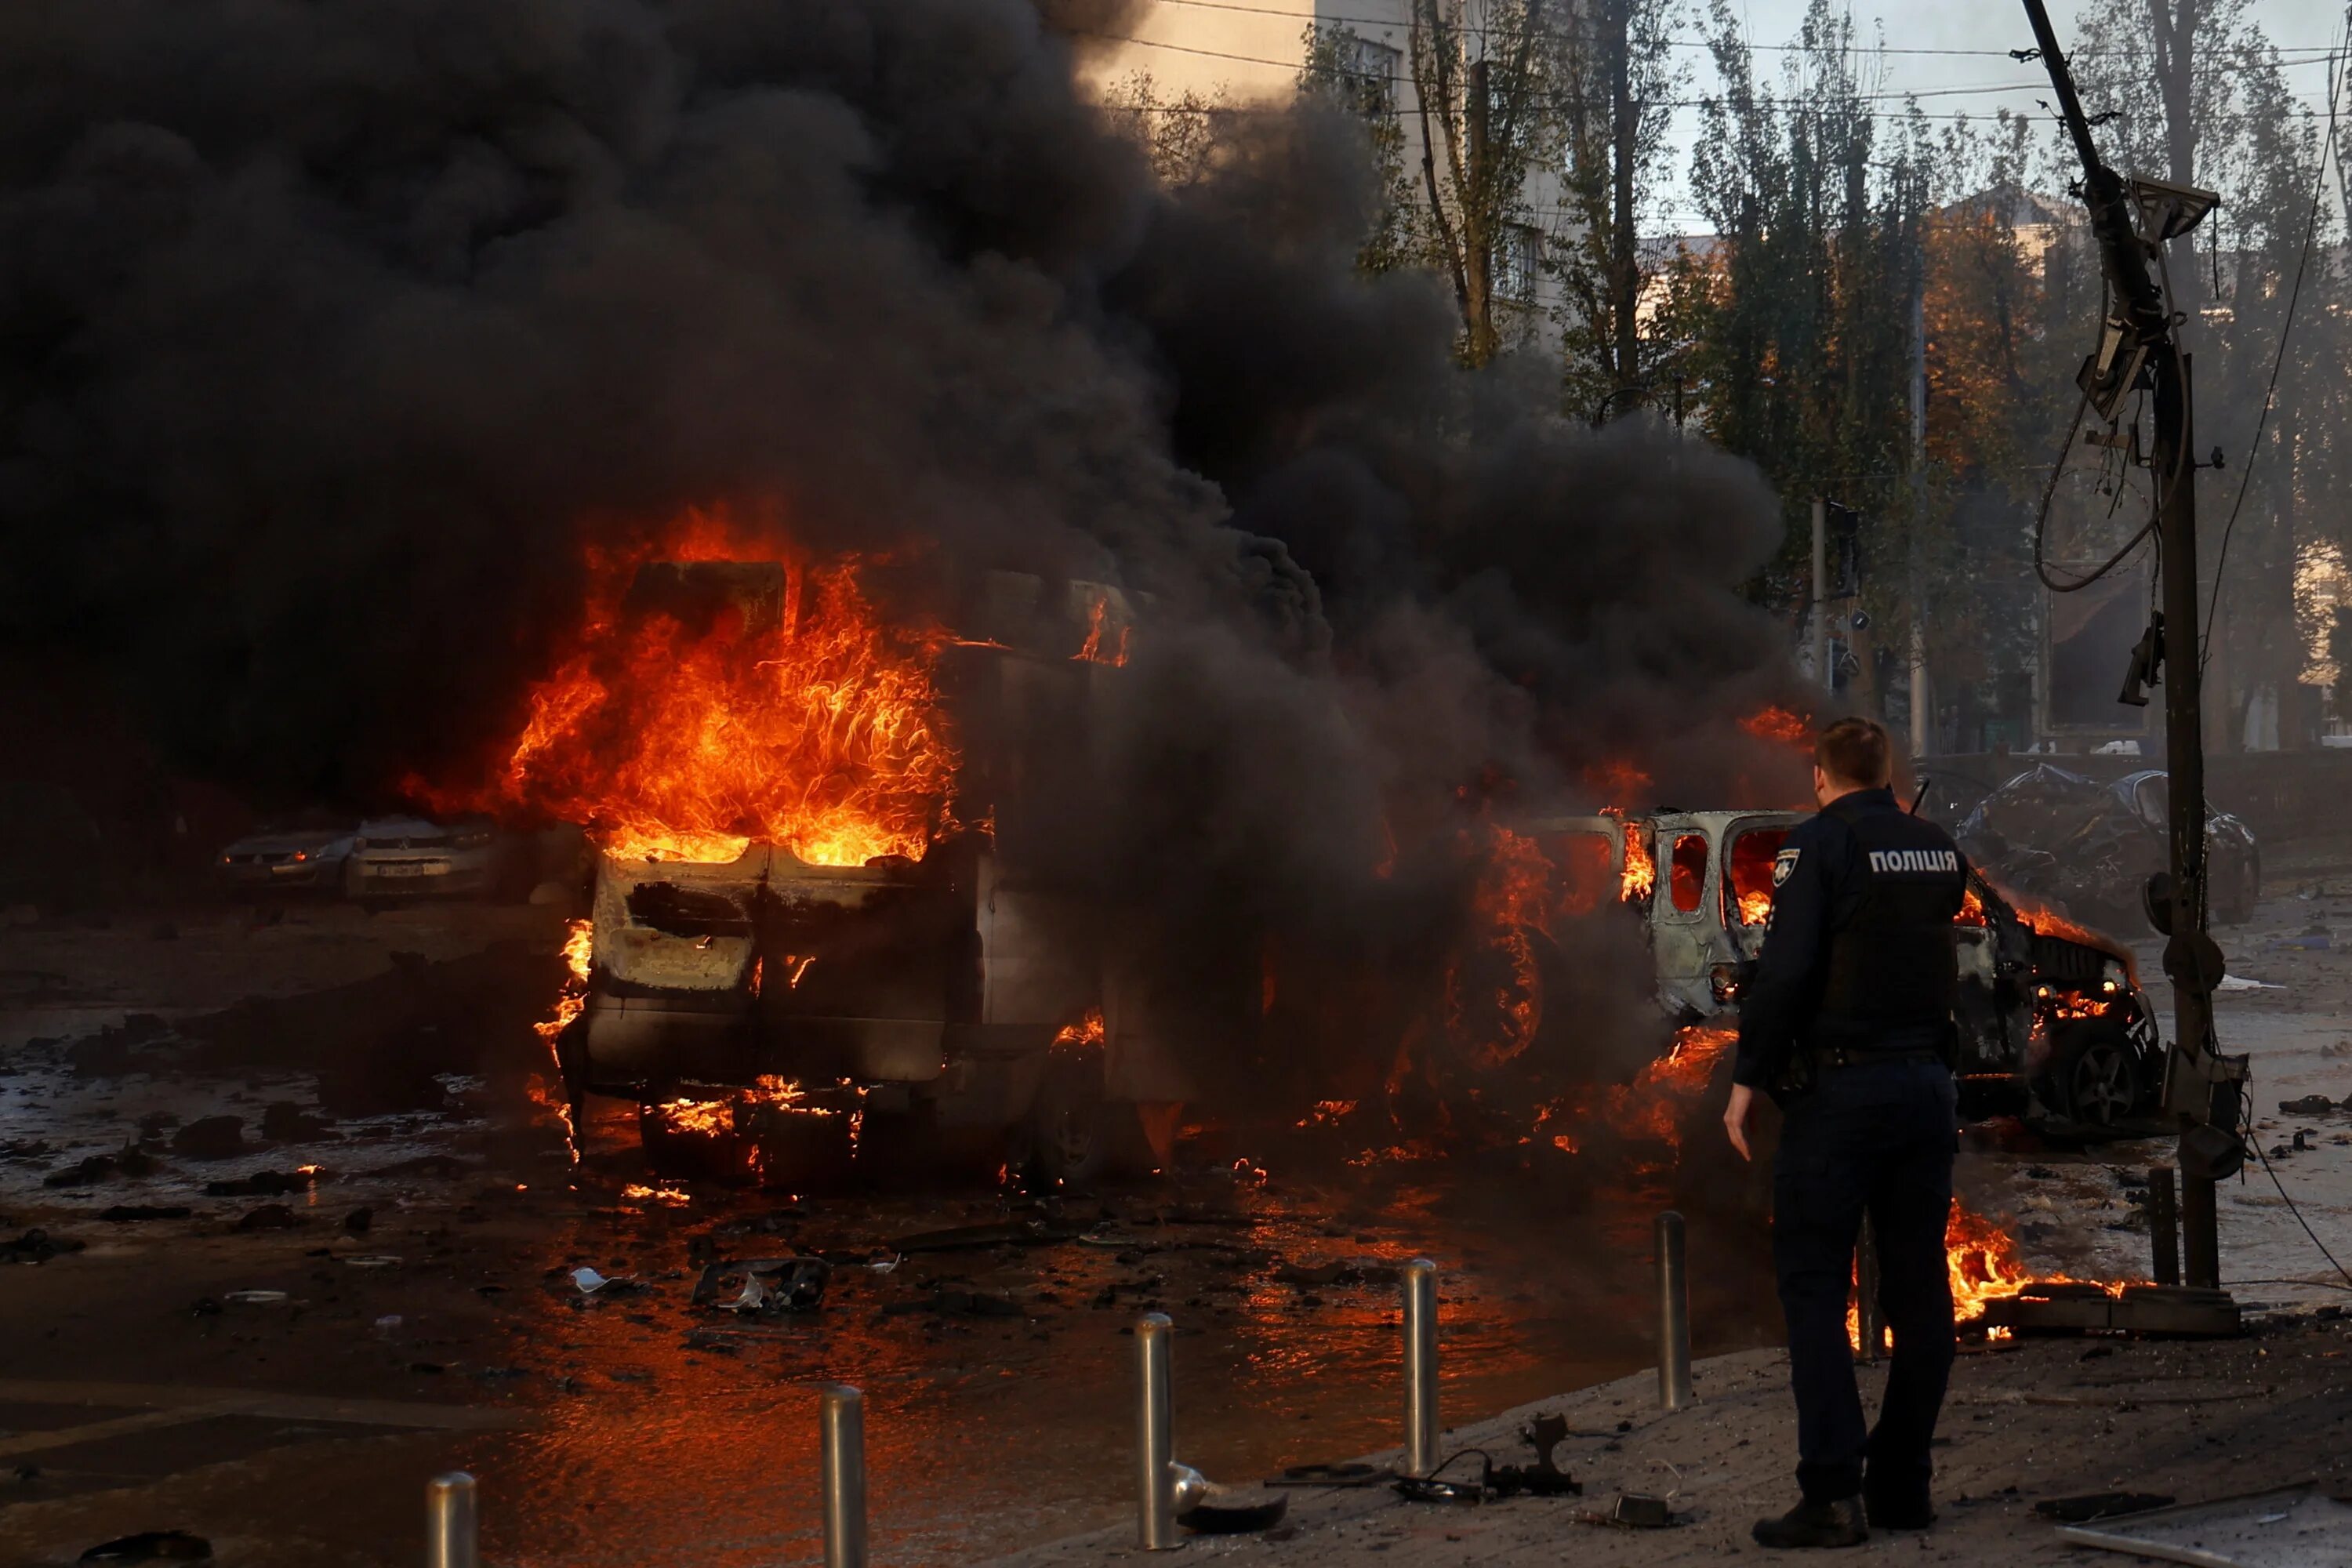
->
xmin=1530 ymin=808 xmax=2164 ymax=1132
xmin=510 ymin=545 xmax=1177 ymax=1184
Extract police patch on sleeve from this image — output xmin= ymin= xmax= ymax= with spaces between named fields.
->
xmin=1773 ymin=847 xmax=1801 ymax=887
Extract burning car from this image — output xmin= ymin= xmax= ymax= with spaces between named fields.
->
xmin=215 ymin=821 xmax=357 ymax=896
xmin=1955 ymin=763 xmax=2259 ymax=931
xmin=468 ymin=541 xmax=1171 ymax=1185
xmin=1530 ymin=806 xmax=2164 ymax=1132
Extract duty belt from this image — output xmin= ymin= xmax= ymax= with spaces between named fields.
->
xmin=1816 ymin=1046 xmax=1946 ymax=1071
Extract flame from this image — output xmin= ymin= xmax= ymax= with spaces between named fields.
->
xmin=1742 ymin=706 xmax=1811 ymax=746
xmin=529 ymin=916 xmax=595 ymax=1160
xmin=1944 ymin=1201 xmax=2046 ymax=1322
xmin=1734 ymin=890 xmax=1773 ymax=924
xmin=620 ymin=1183 xmax=691 ymax=1207
xmin=1294 ymin=1098 xmax=1359 ymax=1129
xmin=1073 ymin=594 xmax=1130 ymax=666
xmin=434 ymin=510 xmax=957 ymax=867
xmin=1955 ymin=886 xmax=1987 ymax=926
xmin=1851 ymin=1201 xmax=2128 ymax=1349
xmin=1448 ymin=824 xmax=1555 ymax=1065
xmin=1603 ymin=1025 xmax=1737 ymax=1148
xmin=1617 ymin=818 xmax=1656 ymax=904
xmin=1052 ymin=1008 xmax=1106 ymax=1050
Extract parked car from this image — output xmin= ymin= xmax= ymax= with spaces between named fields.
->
xmin=216 ymin=822 xmax=357 ymax=896
xmin=1955 ymin=764 xmax=2259 ymax=931
xmin=347 ymin=815 xmax=531 ymax=904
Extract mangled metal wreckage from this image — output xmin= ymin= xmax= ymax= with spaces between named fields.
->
xmin=554 ymin=564 xmax=1185 ymax=1184
xmin=1529 ymin=808 xmax=2164 ymax=1133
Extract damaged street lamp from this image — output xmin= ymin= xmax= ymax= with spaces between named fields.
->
xmin=2020 ymin=0 xmax=2248 ymax=1292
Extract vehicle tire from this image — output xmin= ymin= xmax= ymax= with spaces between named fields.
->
xmin=2040 ymin=1021 xmax=2143 ymax=1131
xmin=1010 ymin=1050 xmax=1119 ymax=1187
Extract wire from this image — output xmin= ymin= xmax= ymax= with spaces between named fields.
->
xmin=2201 ymin=31 xmax=2347 ymax=674
xmin=2245 ymin=1101 xmax=2352 ymax=1294
xmin=1120 ymin=0 xmax=2349 ymax=60
xmin=2031 ymin=284 xmax=2158 ymax=594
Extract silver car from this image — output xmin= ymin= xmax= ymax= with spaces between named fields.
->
xmin=216 ymin=824 xmax=357 ymax=895
xmin=347 ymin=815 xmax=523 ymax=903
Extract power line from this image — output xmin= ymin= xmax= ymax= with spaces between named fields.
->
xmin=1120 ymin=0 xmax=2347 ymax=61
xmin=1083 ymin=27 xmax=2350 ymax=106
xmin=2201 ymin=28 xmax=2347 ymax=672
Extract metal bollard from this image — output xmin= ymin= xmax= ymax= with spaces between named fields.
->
xmin=820 ymin=1384 xmax=868 ymax=1568
xmin=426 ymin=1472 xmax=478 ymax=1568
xmin=2148 ymin=1166 xmax=2181 ymax=1287
xmin=1854 ymin=1215 xmax=1886 ymax=1363
xmin=1135 ymin=1312 xmax=1181 ymax=1550
xmin=1401 ymin=1258 xmax=1439 ymax=1477
xmin=1656 ymin=1212 xmax=1691 ymax=1411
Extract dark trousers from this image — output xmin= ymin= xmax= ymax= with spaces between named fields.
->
xmin=1772 ymin=1058 xmax=1958 ymax=1503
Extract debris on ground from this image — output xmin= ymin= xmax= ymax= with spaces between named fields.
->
xmin=1178 ymin=1490 xmax=1291 ymax=1534
xmin=43 ymin=1143 xmax=159 ymax=1188
xmin=170 ymin=1116 xmax=248 ymax=1160
xmin=2 ymin=1229 xmax=86 ymax=1264
xmin=260 ymin=1101 xmax=337 ymax=1142
xmin=2279 ymin=1094 xmax=2339 ymax=1114
xmin=2034 ymin=1491 xmax=2177 ymax=1523
xmin=78 ymin=1530 xmax=212 ymax=1563
xmin=571 ymin=1266 xmax=633 ymax=1295
xmin=221 ymin=1290 xmax=289 ymax=1305
xmin=204 ymin=1169 xmax=311 ymax=1197
xmin=234 ymin=1204 xmax=299 ymax=1232
xmin=691 ymin=1257 xmax=829 ymax=1314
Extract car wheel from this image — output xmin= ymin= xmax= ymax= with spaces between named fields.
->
xmin=2043 ymin=1022 xmax=2143 ymax=1130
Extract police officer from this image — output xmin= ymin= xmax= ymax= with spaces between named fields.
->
xmin=1722 ymin=717 xmax=1967 ymax=1549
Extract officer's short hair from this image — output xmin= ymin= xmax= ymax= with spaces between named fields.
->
xmin=1815 ymin=717 xmax=1893 ymax=789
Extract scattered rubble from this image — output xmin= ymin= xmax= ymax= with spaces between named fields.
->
xmin=170 ymin=1116 xmax=248 ymax=1160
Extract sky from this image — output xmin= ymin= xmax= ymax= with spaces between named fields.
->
xmin=1652 ymin=0 xmax=2350 ymax=230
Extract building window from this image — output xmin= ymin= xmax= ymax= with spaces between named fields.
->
xmin=1348 ymin=38 xmax=1400 ymax=115
xmin=1500 ymin=223 xmax=1543 ymax=302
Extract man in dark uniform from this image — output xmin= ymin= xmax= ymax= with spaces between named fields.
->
xmin=1722 ymin=717 xmax=1968 ymax=1548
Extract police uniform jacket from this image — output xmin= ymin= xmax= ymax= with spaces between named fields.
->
xmin=1731 ymin=785 xmax=1969 ymax=1091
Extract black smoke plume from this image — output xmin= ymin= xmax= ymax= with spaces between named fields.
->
xmin=0 ymin=0 xmax=1812 ymax=1111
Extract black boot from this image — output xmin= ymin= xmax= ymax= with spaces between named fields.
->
xmin=1751 ymin=1497 xmax=1869 ymax=1548
xmin=1863 ymin=1490 xmax=1936 ymax=1530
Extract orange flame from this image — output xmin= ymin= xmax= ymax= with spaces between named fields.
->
xmin=1621 ymin=822 xmax=1656 ymax=904
xmin=441 ymin=511 xmax=957 ymax=867
xmin=1449 ymin=824 xmax=1555 ymax=1065
xmin=1073 ymin=595 xmax=1130 ymax=666
xmin=1602 ymin=1025 xmax=1737 ymax=1148
xmin=1742 ymin=706 xmax=1811 ymax=746
xmin=1052 ymin=1007 xmax=1106 ymax=1050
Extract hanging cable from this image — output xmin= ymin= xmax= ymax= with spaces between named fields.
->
xmin=2201 ymin=31 xmax=2347 ymax=673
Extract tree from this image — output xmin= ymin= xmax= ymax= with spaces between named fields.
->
xmin=1554 ymin=0 xmax=1690 ymax=416
xmin=1403 ymin=0 xmax=1561 ymax=366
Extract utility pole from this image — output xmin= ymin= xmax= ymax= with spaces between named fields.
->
xmin=2021 ymin=0 xmax=2247 ymax=1291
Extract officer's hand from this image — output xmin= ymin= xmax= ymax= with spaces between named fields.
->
xmin=1723 ymin=1083 xmax=1757 ymax=1163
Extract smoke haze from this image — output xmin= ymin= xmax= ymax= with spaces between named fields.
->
xmin=0 ymin=0 xmax=1814 ymax=1102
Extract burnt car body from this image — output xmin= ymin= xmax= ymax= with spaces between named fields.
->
xmin=563 ymin=568 xmax=1171 ymax=1184
xmin=1531 ymin=808 xmax=2163 ymax=1133
xmin=1955 ymin=763 xmax=2259 ymax=930
xmin=216 ymin=823 xmax=357 ymax=895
